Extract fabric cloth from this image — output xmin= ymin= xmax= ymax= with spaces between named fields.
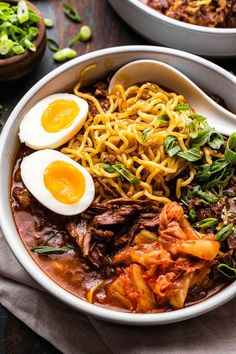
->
xmin=0 ymin=230 xmax=235 ymax=354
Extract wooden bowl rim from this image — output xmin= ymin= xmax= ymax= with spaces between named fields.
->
xmin=0 ymin=0 xmax=46 ymax=67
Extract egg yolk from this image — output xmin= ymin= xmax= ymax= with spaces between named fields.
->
xmin=41 ymin=99 xmax=79 ymax=132
xmin=44 ymin=160 xmax=85 ymax=204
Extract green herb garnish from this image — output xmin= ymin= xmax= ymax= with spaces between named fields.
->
xmin=53 ymin=47 xmax=77 ymax=62
xmin=191 ymin=129 xmax=211 ymax=148
xmin=78 ymin=25 xmax=92 ymax=42
xmin=158 ymin=114 xmax=169 ymax=123
xmin=208 ymin=131 xmax=224 ymax=150
xmin=63 ymin=3 xmax=81 ymax=23
xmin=69 ymin=25 xmax=93 ymax=46
xmin=188 ymin=209 xmax=196 ymax=222
xmin=177 ymin=147 xmax=201 ymax=162
xmin=164 ymin=136 xmax=181 ymax=157
xmin=103 ymin=163 xmax=139 ymax=184
xmin=175 ymin=103 xmax=190 ymax=112
xmin=31 ymin=245 xmax=74 ymax=254
xmin=215 ymin=224 xmax=233 ymax=242
xmin=218 ymin=263 xmax=236 ymax=279
xmin=47 ymin=38 xmax=60 ymax=52
xmin=225 ymin=132 xmax=236 ymax=163
xmin=44 ymin=18 xmax=54 ymax=28
xmin=190 ymin=114 xmax=207 ymax=124
xmin=17 ymin=0 xmax=29 ymax=24
xmin=142 ymin=128 xmax=151 ymax=142
xmin=193 ymin=218 xmax=218 ymax=229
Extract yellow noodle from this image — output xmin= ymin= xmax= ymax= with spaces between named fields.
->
xmin=61 ymin=80 xmax=211 ymax=204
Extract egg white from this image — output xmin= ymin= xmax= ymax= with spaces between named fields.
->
xmin=20 ymin=150 xmax=95 ymax=216
xmin=19 ymin=94 xmax=88 ymax=150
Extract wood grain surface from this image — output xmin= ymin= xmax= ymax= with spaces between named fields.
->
xmin=0 ymin=1 xmax=235 ymax=353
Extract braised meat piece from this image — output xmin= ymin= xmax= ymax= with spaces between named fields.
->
xmin=12 ymin=186 xmax=32 ymax=208
xmin=66 ymin=200 xmax=161 ymax=270
xmin=66 ymin=219 xmax=91 ymax=257
xmin=93 ymin=176 xmax=119 ymax=198
xmin=93 ymin=205 xmax=142 ymax=226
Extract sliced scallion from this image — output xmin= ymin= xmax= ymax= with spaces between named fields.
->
xmin=218 ymin=263 xmax=236 ymax=279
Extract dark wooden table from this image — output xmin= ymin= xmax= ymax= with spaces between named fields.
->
xmin=0 ymin=1 xmax=235 ymax=353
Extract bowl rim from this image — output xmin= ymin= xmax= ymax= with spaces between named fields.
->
xmin=0 ymin=0 xmax=46 ymax=66
xmin=0 ymin=45 xmax=235 ymax=325
xmin=126 ymin=0 xmax=236 ymax=34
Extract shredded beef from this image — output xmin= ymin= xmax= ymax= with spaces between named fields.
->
xmin=66 ymin=201 xmax=161 ymax=270
xmin=93 ymin=205 xmax=143 ymax=226
xmin=66 ymin=219 xmax=91 ymax=257
xmin=93 ymin=176 xmax=119 ymax=198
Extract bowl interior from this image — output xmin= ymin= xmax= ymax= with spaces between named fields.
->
xmin=0 ymin=46 xmax=235 ymax=325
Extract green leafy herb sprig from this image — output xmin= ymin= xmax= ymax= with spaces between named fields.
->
xmin=196 ymin=133 xmax=236 ymax=189
xmin=103 ymin=163 xmax=139 ymax=184
xmin=0 ymin=1 xmax=40 ymax=58
xmin=182 ymin=185 xmax=219 ymax=207
xmin=31 ymin=245 xmax=74 ymax=255
xmin=164 ymin=114 xmax=225 ymax=163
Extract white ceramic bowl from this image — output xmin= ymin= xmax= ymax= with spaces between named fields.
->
xmin=0 ymin=46 xmax=235 ymax=325
xmin=108 ymin=0 xmax=236 ymax=58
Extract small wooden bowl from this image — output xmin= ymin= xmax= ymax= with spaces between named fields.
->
xmin=0 ymin=1 xmax=46 ymax=81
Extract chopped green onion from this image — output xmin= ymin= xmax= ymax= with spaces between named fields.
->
xmin=175 ymin=103 xmax=190 ymax=112
xmin=24 ymin=38 xmax=36 ymax=52
xmin=193 ymin=218 xmax=218 ymax=229
xmin=186 ymin=118 xmax=198 ymax=139
xmin=17 ymin=0 xmax=29 ymax=24
xmin=53 ymin=47 xmax=77 ymax=62
xmin=225 ymin=132 xmax=236 ymax=163
xmin=195 ymin=158 xmax=233 ymax=190
xmin=44 ymin=18 xmax=53 ymax=28
xmin=78 ymin=25 xmax=92 ymax=42
xmin=0 ymin=37 xmax=13 ymax=55
xmin=63 ymin=3 xmax=81 ymax=22
xmin=103 ymin=163 xmax=139 ymax=184
xmin=215 ymin=223 xmax=233 ymax=242
xmin=190 ymin=186 xmax=219 ymax=205
xmin=164 ymin=136 xmax=181 ymax=157
xmin=68 ymin=32 xmax=80 ymax=47
xmin=217 ymin=263 xmax=236 ymax=278
xmin=12 ymin=43 xmax=25 ymax=54
xmin=208 ymin=131 xmax=224 ymax=150
xmin=190 ymin=114 xmax=207 ymax=124
xmin=191 ymin=129 xmax=210 ymax=148
xmin=31 ymin=245 xmax=74 ymax=254
xmin=47 ymin=38 xmax=60 ymax=52
xmin=0 ymin=2 xmax=10 ymax=11
xmin=188 ymin=209 xmax=196 ymax=222
xmin=158 ymin=114 xmax=169 ymax=122
xmin=0 ymin=2 xmax=40 ymax=58
xmin=69 ymin=25 xmax=93 ymax=46
xmin=180 ymin=198 xmax=189 ymax=207
xmin=28 ymin=9 xmax=41 ymax=23
xmin=142 ymin=128 xmax=151 ymax=142
xmin=177 ymin=147 xmax=201 ymax=162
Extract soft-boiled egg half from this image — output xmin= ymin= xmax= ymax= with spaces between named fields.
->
xmin=19 ymin=94 xmax=88 ymax=150
xmin=21 ymin=150 xmax=95 ymax=215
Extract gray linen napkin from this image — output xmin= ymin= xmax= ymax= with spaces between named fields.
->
xmin=0 ymin=230 xmax=236 ymax=354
